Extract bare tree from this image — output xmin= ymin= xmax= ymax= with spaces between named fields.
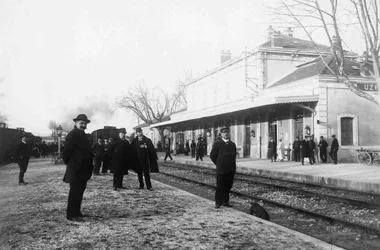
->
xmin=117 ymin=80 xmax=187 ymax=145
xmin=272 ymin=0 xmax=379 ymax=106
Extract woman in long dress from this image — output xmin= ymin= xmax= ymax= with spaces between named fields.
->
xmin=277 ymin=139 xmax=285 ymax=162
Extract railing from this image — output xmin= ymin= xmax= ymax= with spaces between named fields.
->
xmin=356 ymin=149 xmax=380 ymax=166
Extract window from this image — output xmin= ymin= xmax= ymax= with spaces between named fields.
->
xmin=341 ymin=117 xmax=353 ymax=145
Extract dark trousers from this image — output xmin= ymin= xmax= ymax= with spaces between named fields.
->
xmin=301 ymin=152 xmax=313 ymax=165
xmin=101 ymin=156 xmax=109 ymax=173
xmin=191 ymin=149 xmax=195 ymax=158
xmin=67 ymin=181 xmax=87 ymax=217
xmin=113 ymin=172 xmax=124 ymax=188
xmin=320 ymin=149 xmax=327 ymax=163
xmin=215 ymin=173 xmax=235 ymax=205
xmin=330 ymin=150 xmax=338 ymax=164
xmin=310 ymin=150 xmax=315 ymax=163
xmin=18 ymin=161 xmax=29 ymax=183
xmin=294 ymin=150 xmax=300 ymax=162
xmin=93 ymin=156 xmax=102 ymax=174
xmin=196 ymin=155 xmax=203 ymax=161
xmin=164 ymin=152 xmax=172 ymax=161
xmin=137 ymin=171 xmax=152 ymax=189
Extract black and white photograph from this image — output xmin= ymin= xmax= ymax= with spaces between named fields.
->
xmin=1 ymin=1 xmax=380 ymax=249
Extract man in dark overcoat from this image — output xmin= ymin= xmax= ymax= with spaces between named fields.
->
xmin=318 ymin=136 xmax=329 ymax=163
xmin=132 ymin=128 xmax=159 ymax=191
xmin=101 ymin=138 xmax=111 ymax=173
xmin=190 ymin=140 xmax=196 ymax=158
xmin=92 ymin=138 xmax=104 ymax=175
xmin=62 ymin=114 xmax=94 ymax=221
xmin=267 ymin=137 xmax=276 ymax=162
xmin=330 ymin=134 xmax=339 ymax=164
xmin=292 ymin=137 xmax=301 ymax=162
xmin=308 ymin=135 xmax=316 ymax=164
xmin=14 ymin=134 xmax=32 ymax=185
xmin=109 ymin=131 xmax=131 ymax=190
xmin=300 ymin=135 xmax=312 ymax=165
xmin=210 ymin=127 xmax=236 ymax=209
xmin=195 ymin=138 xmax=205 ymax=161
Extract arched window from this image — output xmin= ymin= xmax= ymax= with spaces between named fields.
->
xmin=341 ymin=117 xmax=353 ymax=145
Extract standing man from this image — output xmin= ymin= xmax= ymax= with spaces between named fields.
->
xmin=132 ymin=128 xmax=159 ymax=191
xmin=292 ymin=137 xmax=301 ymax=162
xmin=300 ymin=135 xmax=312 ymax=165
xmin=101 ymin=138 xmax=111 ymax=174
xmin=109 ymin=131 xmax=130 ymax=190
xmin=92 ymin=138 xmax=104 ymax=175
xmin=210 ymin=127 xmax=236 ymax=209
xmin=195 ymin=138 xmax=205 ymax=161
xmin=330 ymin=134 xmax=339 ymax=164
xmin=308 ymin=135 xmax=316 ymax=164
xmin=267 ymin=137 xmax=276 ymax=162
xmin=62 ymin=114 xmax=93 ymax=221
xmin=318 ymin=136 xmax=329 ymax=163
xmin=14 ymin=134 xmax=32 ymax=185
xmin=190 ymin=140 xmax=196 ymax=158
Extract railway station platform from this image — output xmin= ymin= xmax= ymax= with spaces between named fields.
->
xmin=157 ymin=152 xmax=380 ymax=194
xmin=0 ymin=159 xmax=342 ymax=250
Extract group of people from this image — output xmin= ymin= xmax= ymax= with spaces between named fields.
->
xmin=163 ymin=137 xmax=206 ymax=161
xmin=268 ymin=134 xmax=340 ymax=165
xmin=61 ymin=114 xmax=158 ymax=222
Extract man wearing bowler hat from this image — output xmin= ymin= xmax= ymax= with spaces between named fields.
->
xmin=132 ymin=127 xmax=159 ymax=191
xmin=210 ymin=127 xmax=237 ymax=209
xmin=62 ymin=114 xmax=94 ymax=221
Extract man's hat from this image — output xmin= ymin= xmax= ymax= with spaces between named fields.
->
xmin=320 ymin=136 xmax=324 ymax=138
xmin=220 ymin=127 xmax=230 ymax=133
xmin=135 ymin=127 xmax=142 ymax=133
xmin=332 ymin=134 xmax=336 ymax=138
xmin=73 ymin=114 xmax=91 ymax=123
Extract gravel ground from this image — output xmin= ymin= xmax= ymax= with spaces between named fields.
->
xmin=0 ymin=159 xmax=343 ymax=250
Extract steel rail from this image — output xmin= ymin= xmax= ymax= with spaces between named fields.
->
xmin=158 ymin=170 xmax=380 ymax=237
xmin=161 ymin=162 xmax=380 ymax=204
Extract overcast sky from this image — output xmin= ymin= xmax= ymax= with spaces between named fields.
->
xmin=0 ymin=0 xmax=365 ymax=136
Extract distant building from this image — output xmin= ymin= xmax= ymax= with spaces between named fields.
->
xmin=150 ymin=27 xmax=377 ymax=162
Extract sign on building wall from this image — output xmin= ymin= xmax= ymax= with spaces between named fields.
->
xmin=356 ymin=83 xmax=378 ymax=92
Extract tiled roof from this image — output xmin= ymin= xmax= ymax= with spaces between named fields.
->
xmin=259 ymin=35 xmax=331 ymax=52
xmin=270 ymin=56 xmax=365 ymax=88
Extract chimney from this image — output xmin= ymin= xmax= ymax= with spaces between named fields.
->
xmin=286 ymin=27 xmax=293 ymax=37
xmin=221 ymin=50 xmax=231 ymax=64
xmin=271 ymin=31 xmax=283 ymax=48
xmin=267 ymin=25 xmax=274 ymax=40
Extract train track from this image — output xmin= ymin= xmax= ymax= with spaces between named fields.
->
xmin=153 ymin=162 xmax=380 ymax=250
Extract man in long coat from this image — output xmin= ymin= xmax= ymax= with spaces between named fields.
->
xmin=62 ymin=114 xmax=94 ymax=222
xmin=267 ymin=137 xmax=276 ymax=162
xmin=318 ymin=136 xmax=329 ymax=163
xmin=210 ymin=127 xmax=236 ymax=209
xmin=300 ymin=135 xmax=313 ymax=165
xmin=292 ymin=137 xmax=301 ymax=162
xmin=195 ymin=138 xmax=205 ymax=161
xmin=92 ymin=138 xmax=104 ymax=175
xmin=330 ymin=134 xmax=339 ymax=164
xmin=109 ymin=131 xmax=131 ymax=190
xmin=132 ymin=128 xmax=159 ymax=191
xmin=14 ymin=134 xmax=32 ymax=185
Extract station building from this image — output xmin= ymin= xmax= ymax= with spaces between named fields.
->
xmin=149 ymin=28 xmax=379 ymax=162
